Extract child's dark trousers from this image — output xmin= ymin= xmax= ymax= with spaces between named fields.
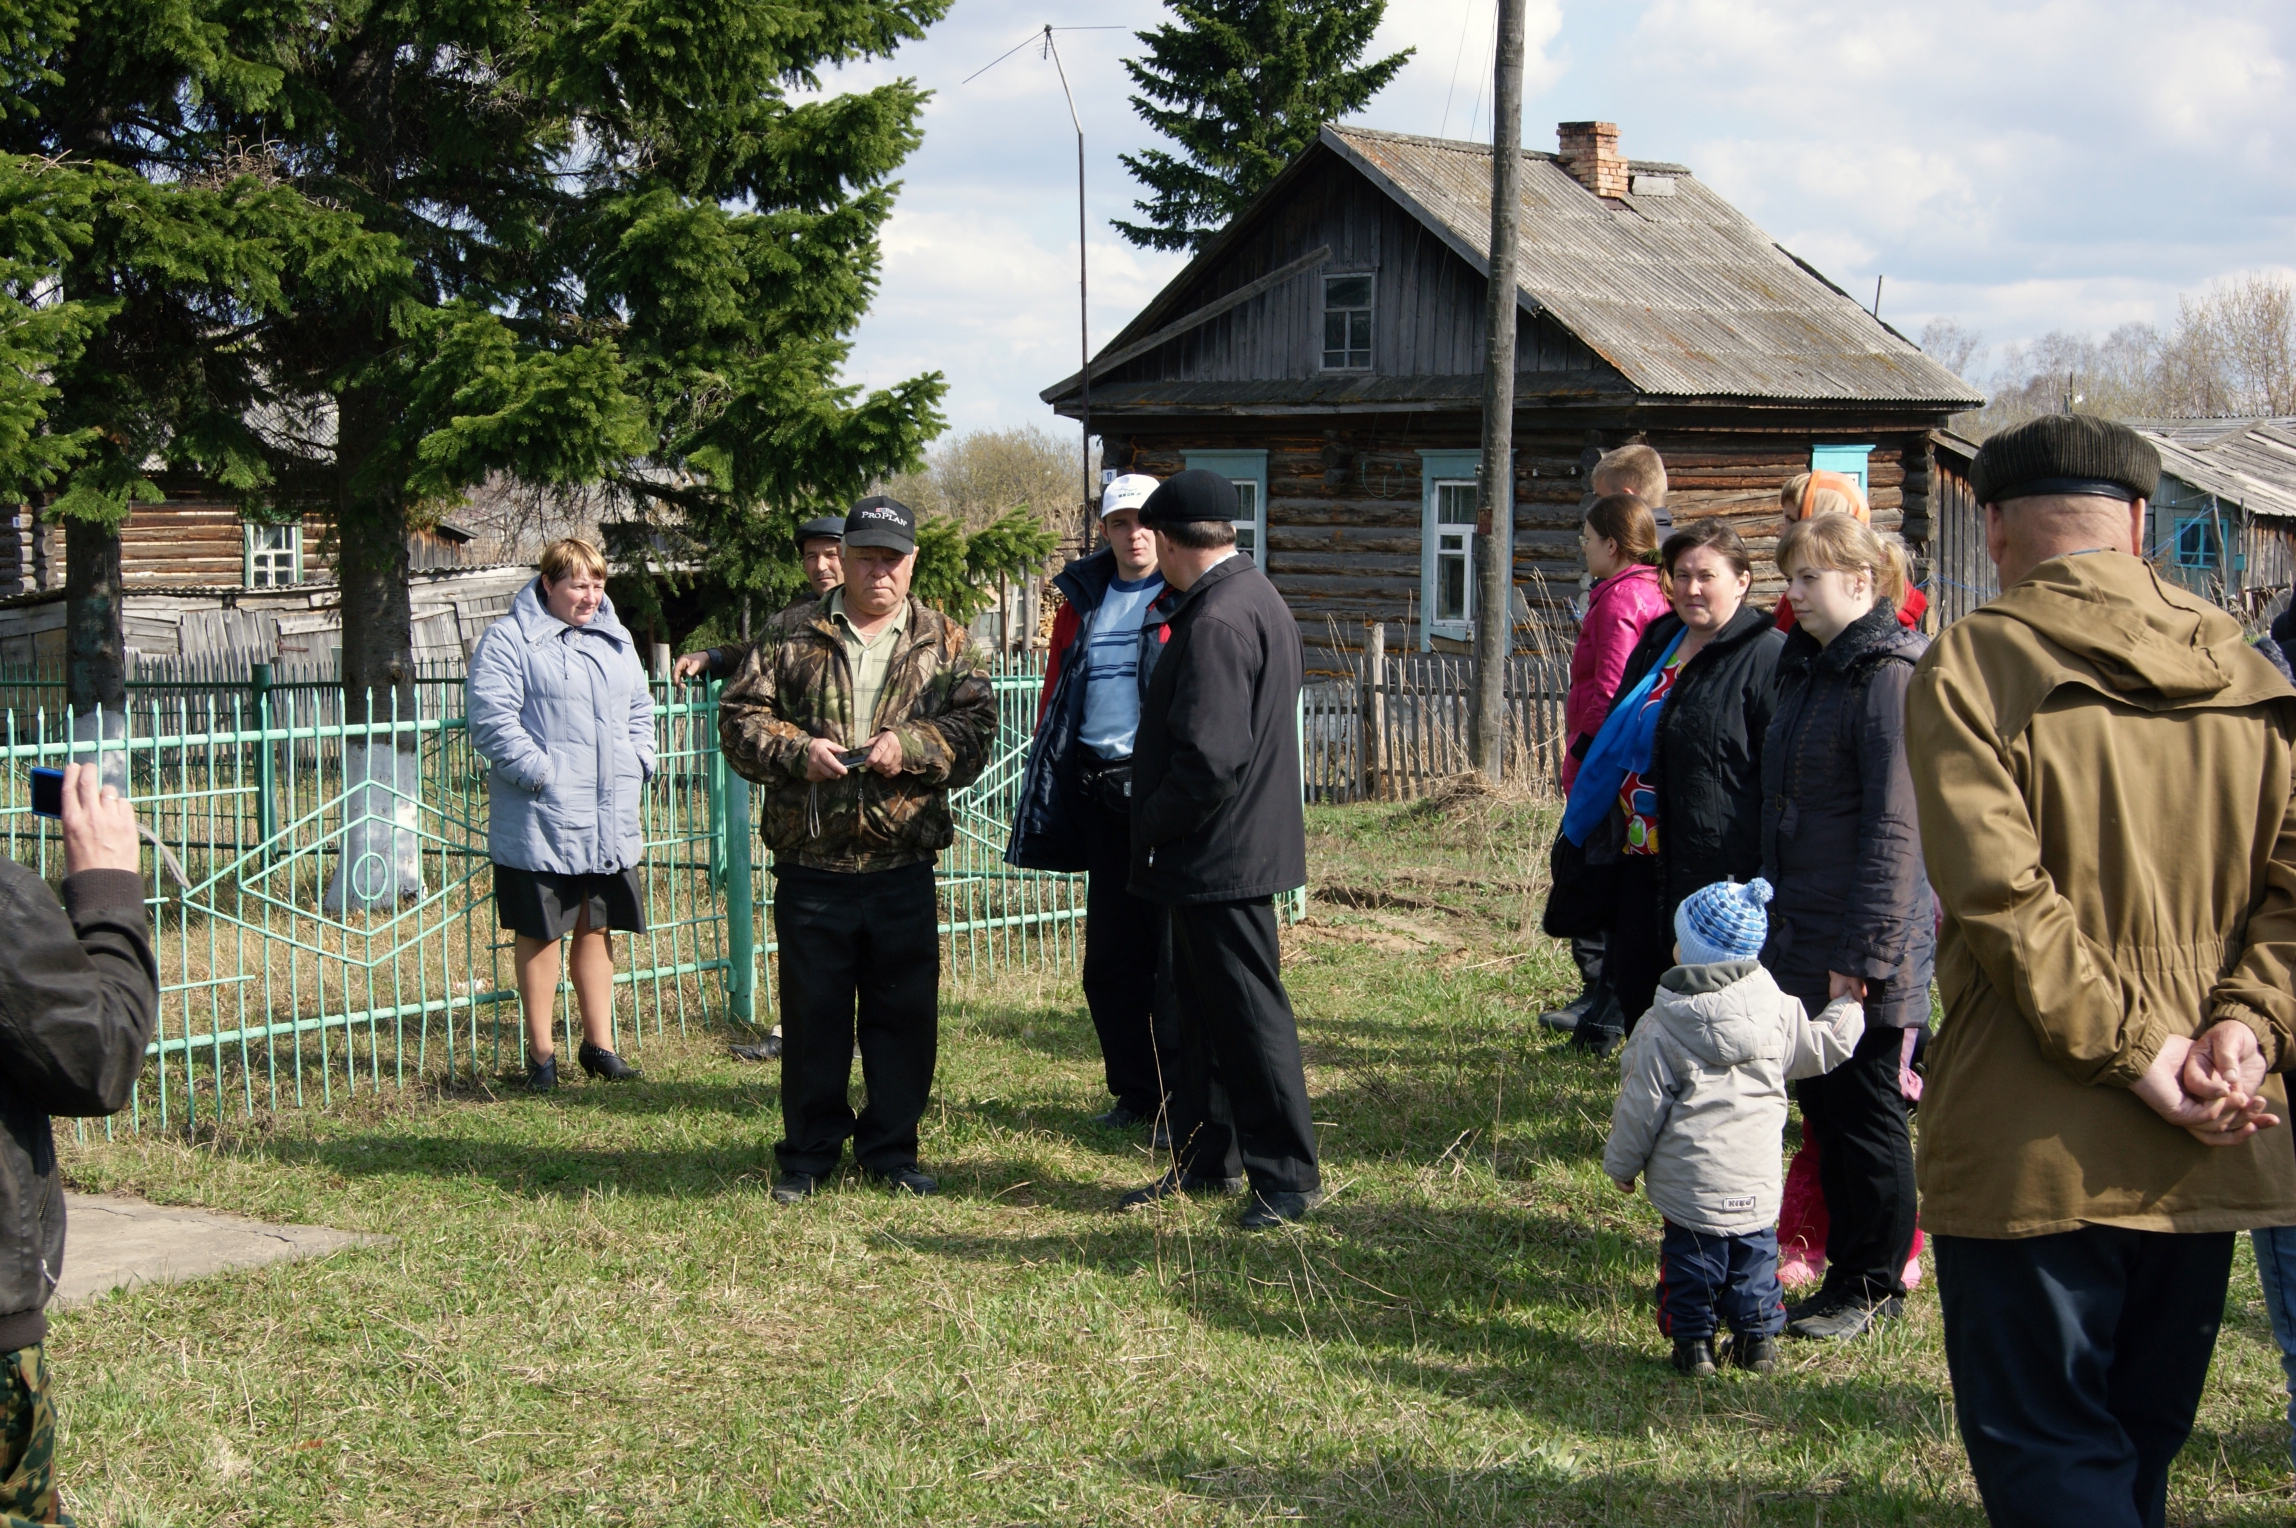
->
xmin=1658 ymin=1221 xmax=1785 ymax=1340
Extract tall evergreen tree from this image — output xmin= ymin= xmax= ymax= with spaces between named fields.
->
xmin=1115 ymin=0 xmax=1410 ymax=254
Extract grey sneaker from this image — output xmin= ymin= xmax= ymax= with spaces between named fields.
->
xmin=1786 ymin=1293 xmax=1902 ymax=1341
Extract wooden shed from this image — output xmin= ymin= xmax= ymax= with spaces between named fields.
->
xmin=1044 ymin=121 xmax=1982 ymax=660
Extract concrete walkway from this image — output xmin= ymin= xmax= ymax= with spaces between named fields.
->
xmin=53 ymin=1193 xmax=392 ymax=1308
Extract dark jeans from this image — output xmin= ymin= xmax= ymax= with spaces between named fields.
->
xmin=770 ymin=859 xmax=939 ymax=1177
xmin=1657 ymin=1222 xmax=1785 ymax=1340
xmin=1081 ymin=788 xmax=1178 ymax=1114
xmin=1793 ymin=1019 xmax=1918 ymax=1301
xmin=1163 ymin=897 xmax=1321 ymax=1194
xmin=1934 ymin=1227 xmax=2235 ymax=1528
xmin=1606 ymin=856 xmax=1669 ymax=1034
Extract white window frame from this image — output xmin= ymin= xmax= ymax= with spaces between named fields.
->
xmin=1183 ymin=449 xmax=1269 ymax=568
xmin=244 ymin=520 xmax=303 ymax=587
xmin=1417 ymin=449 xmax=1509 ymax=649
xmin=1320 ymin=272 xmax=1375 ymax=372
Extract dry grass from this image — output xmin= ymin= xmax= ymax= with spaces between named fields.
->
xmin=40 ymin=799 xmax=2296 ymax=1525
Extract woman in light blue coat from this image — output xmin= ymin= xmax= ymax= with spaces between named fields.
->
xmin=467 ymin=538 xmax=656 ymax=1091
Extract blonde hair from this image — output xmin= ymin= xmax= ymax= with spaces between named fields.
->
xmin=1592 ymin=443 xmax=1667 ymax=504
xmin=539 ymin=536 xmax=607 ymax=583
xmin=1779 ymin=470 xmax=1870 ymax=523
xmin=1776 ymin=514 xmax=1909 ymax=606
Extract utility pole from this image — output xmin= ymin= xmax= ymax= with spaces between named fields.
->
xmin=1470 ymin=0 xmax=1525 ymax=780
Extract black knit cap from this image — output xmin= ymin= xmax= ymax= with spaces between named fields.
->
xmin=1139 ymin=468 xmax=1240 ymax=526
xmin=795 ymin=515 xmax=845 ymax=550
xmin=1970 ymin=415 xmax=2161 ymax=506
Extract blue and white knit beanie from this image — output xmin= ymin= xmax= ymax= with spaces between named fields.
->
xmin=1673 ymin=877 xmax=1774 ymax=967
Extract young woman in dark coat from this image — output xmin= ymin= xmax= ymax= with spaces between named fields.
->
xmin=1578 ymin=518 xmax=1785 ymax=1049
xmin=1760 ymin=512 xmax=1935 ymax=1342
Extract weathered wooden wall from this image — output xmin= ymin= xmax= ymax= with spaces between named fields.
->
xmin=1131 ymin=423 xmax=1932 ymax=660
xmin=117 ymin=496 xmax=335 ymax=589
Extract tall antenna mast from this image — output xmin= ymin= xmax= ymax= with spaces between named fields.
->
xmin=1045 ymin=26 xmax=1093 ymax=548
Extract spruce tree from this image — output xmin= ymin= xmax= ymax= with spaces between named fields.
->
xmin=1115 ymin=0 xmax=1410 ymax=254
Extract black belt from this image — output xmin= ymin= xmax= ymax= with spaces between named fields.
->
xmin=1080 ymin=752 xmax=1133 ymax=807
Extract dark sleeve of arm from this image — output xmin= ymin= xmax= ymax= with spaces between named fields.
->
xmin=1134 ymin=618 xmax=1257 ymax=849
xmin=1833 ymin=662 xmax=1926 ymax=977
xmin=1907 ymin=661 xmax=2164 ymax=1087
xmin=0 ymin=865 xmax=157 ymax=1118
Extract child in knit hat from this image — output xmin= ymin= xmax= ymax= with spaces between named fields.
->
xmin=1603 ymin=877 xmax=1865 ymax=1376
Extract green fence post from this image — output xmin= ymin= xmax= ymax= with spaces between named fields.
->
xmin=251 ymin=661 xmax=277 ymax=856
xmin=724 ymin=771 xmax=755 ymax=1024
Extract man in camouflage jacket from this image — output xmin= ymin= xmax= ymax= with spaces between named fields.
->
xmin=718 ymin=495 xmax=996 ymax=1201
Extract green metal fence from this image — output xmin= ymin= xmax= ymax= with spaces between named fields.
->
xmin=3 ymin=664 xmax=1082 ymax=1135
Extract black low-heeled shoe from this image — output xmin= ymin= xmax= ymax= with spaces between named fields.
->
xmin=527 ymin=1052 xmax=558 ymax=1093
xmin=578 ymin=1042 xmax=639 ymax=1081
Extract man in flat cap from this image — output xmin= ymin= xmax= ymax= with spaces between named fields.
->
xmin=1115 ymin=467 xmax=1321 ymax=1229
xmin=679 ymin=511 xmax=851 ymax=1060
xmin=1906 ymin=414 xmax=2296 ymax=1528
xmin=719 ymin=494 xmax=997 ymax=1201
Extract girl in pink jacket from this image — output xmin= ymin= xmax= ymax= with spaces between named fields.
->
xmin=1563 ymin=494 xmax=1669 ymax=790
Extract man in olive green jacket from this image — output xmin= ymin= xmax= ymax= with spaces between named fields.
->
xmin=1907 ymin=415 xmax=2296 ymax=1528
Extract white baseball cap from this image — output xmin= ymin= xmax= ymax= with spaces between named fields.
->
xmin=1100 ymin=473 xmax=1160 ymax=518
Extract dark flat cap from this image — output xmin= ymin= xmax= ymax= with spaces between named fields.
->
xmin=1139 ymin=468 xmax=1239 ymax=526
xmin=1971 ymin=415 xmax=2161 ymax=506
xmin=795 ymin=515 xmax=845 ymax=549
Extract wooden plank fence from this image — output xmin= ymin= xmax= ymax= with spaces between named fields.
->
xmin=1302 ymin=623 xmax=1570 ymax=803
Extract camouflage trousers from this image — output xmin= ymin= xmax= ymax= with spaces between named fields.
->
xmin=0 ymin=1346 xmax=66 ymax=1527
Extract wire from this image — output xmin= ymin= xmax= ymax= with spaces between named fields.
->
xmin=962 ymin=24 xmax=1130 ymax=85
xmin=1438 ymin=0 xmax=1476 ymax=139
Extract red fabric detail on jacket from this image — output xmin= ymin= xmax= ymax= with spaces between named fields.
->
xmin=1038 ymin=601 xmax=1083 ymax=724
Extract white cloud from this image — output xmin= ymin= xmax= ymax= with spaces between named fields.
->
xmin=826 ymin=0 xmax=2296 ymax=430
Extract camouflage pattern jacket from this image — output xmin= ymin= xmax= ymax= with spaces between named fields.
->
xmin=718 ymin=596 xmax=997 ymax=873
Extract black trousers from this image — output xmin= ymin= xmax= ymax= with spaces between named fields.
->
xmin=1162 ymin=897 xmax=1320 ymax=1194
xmin=770 ymin=860 xmax=939 ymax=1177
xmin=1081 ymin=790 xmax=1178 ymax=1113
xmin=1792 ymin=1018 xmax=1918 ymax=1301
xmin=1935 ymin=1228 xmax=2234 ymax=1528
xmin=1605 ymin=856 xmax=1670 ymax=1034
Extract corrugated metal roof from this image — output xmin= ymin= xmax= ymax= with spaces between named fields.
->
xmin=2145 ymin=421 xmax=2296 ymax=521
xmin=1320 ymin=127 xmax=1982 ymax=406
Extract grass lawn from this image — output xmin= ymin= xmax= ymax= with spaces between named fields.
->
xmin=53 ymin=790 xmax=2296 ymax=1525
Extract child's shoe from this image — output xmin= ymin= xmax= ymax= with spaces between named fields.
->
xmin=1670 ymin=1337 xmax=1718 ymax=1377
xmin=1733 ymin=1333 xmax=1779 ymax=1373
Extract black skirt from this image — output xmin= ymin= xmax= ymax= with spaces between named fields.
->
xmin=493 ymin=864 xmax=648 ymax=941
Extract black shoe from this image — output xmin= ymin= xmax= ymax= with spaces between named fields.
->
xmin=1786 ymin=1291 xmax=1903 ymax=1341
xmin=526 ymin=1052 xmax=557 ymax=1093
xmin=865 ymin=1164 xmax=938 ymax=1196
xmin=1094 ymin=1103 xmax=1150 ymax=1129
xmin=730 ymin=1029 xmax=782 ymax=1063
xmin=1239 ymin=1189 xmax=1324 ymax=1229
xmin=1117 ymin=1170 xmax=1244 ymax=1211
xmin=1671 ymin=1337 xmax=1718 ymax=1377
xmin=1570 ymin=1023 xmax=1624 ymax=1058
xmin=1733 ymin=1333 xmax=1779 ymax=1373
xmin=578 ymin=1042 xmax=639 ymax=1081
xmin=1537 ymin=990 xmax=1595 ymax=1032
xmin=772 ymin=1171 xmax=823 ymax=1204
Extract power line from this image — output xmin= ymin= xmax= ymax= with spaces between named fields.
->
xmin=1438 ymin=0 xmax=1476 ymax=139
xmin=962 ymin=25 xmax=1130 ymax=86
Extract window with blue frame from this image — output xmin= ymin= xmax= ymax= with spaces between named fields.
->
xmin=2173 ymin=514 xmax=2223 ymax=569
xmin=1810 ymin=444 xmax=1874 ymax=498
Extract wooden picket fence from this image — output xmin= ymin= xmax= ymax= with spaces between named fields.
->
xmin=1302 ymin=631 xmax=1571 ymax=803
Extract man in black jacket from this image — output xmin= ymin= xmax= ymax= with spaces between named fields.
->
xmin=1116 ymin=469 xmax=1320 ymax=1229
xmin=0 ymin=763 xmax=159 ymax=1521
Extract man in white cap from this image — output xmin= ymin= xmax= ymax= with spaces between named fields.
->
xmin=1008 ymin=473 xmax=1178 ymax=1136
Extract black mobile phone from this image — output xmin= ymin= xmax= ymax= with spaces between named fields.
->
xmin=835 ymin=748 xmax=870 ymax=769
xmin=29 ymin=767 xmax=62 ymax=819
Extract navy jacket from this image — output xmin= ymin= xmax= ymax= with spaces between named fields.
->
xmin=1006 ymin=547 xmax=1122 ymax=872
xmin=1128 ymin=555 xmax=1306 ymax=905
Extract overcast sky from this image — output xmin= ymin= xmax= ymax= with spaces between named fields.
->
xmin=827 ymin=0 xmax=2296 ymax=438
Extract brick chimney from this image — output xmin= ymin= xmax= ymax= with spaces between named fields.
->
xmin=1557 ymin=121 xmax=1627 ymax=199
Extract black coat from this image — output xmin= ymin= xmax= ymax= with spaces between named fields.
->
xmin=1594 ymin=602 xmax=1785 ymax=918
xmin=1006 ymin=546 xmax=1121 ymax=872
xmin=1129 ymin=555 xmax=1307 ymax=905
xmin=1758 ymin=602 xmax=1935 ymax=1027
xmin=0 ymin=864 xmax=156 ymax=1348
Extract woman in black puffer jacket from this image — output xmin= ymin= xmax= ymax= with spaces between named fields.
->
xmin=1760 ymin=512 xmax=1935 ymax=1342
xmin=1579 ymin=517 xmax=1785 ymax=1049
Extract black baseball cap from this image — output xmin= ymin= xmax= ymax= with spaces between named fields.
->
xmin=844 ymin=494 xmax=916 ymax=555
xmin=796 ymin=515 xmax=846 ymax=550
xmin=1139 ymin=469 xmax=1239 ymax=526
